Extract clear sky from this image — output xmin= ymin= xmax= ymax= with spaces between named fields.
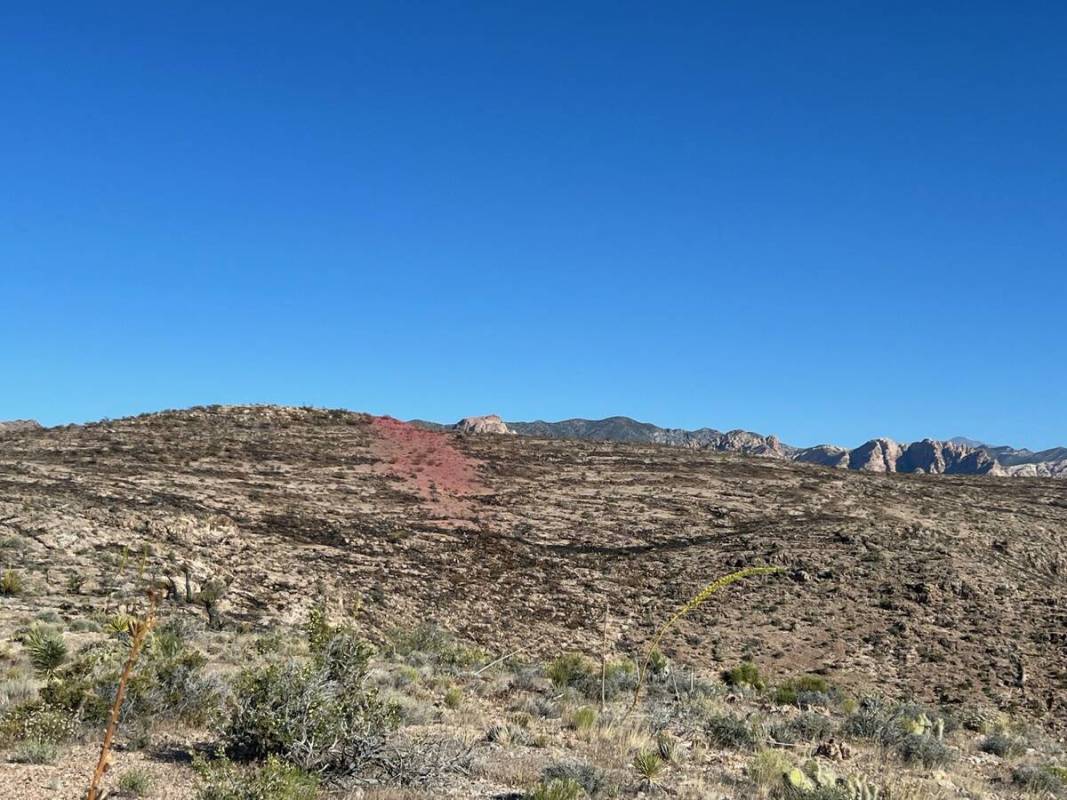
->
xmin=2 ymin=3 xmax=1064 ymax=449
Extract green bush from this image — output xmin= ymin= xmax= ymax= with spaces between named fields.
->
xmin=40 ymin=622 xmax=220 ymax=729
xmin=9 ymin=738 xmax=59 ymax=764
xmin=566 ymin=706 xmax=597 ymax=732
xmin=722 ymin=661 xmax=765 ymax=690
xmin=529 ymin=777 xmax=586 ymax=800
xmin=747 ymin=748 xmax=791 ymax=787
xmin=980 ymin=730 xmax=1026 ymax=758
xmin=542 ymin=761 xmax=606 ymax=797
xmin=773 ymin=675 xmax=832 ymax=707
xmin=1012 ymin=764 xmax=1066 ymax=795
xmin=443 ymin=687 xmax=463 ymax=710
xmin=896 ymin=733 xmax=954 ymax=768
xmin=387 ymin=622 xmax=486 ymax=668
xmin=194 ymin=754 xmax=318 ymax=800
xmin=0 ymin=673 xmax=36 ymax=710
xmin=0 ymin=700 xmax=78 ymax=747
xmin=546 ymin=653 xmax=595 ymax=690
xmin=118 ymin=768 xmax=154 ymax=797
xmin=706 ymin=713 xmax=757 ymax=750
xmin=769 ymin=712 xmax=834 ymax=743
xmin=223 ymin=629 xmax=397 ymax=775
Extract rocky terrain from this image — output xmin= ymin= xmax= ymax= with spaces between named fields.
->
xmin=1 ymin=405 xmax=1065 ymax=799
xmin=427 ymin=415 xmax=1067 ymax=478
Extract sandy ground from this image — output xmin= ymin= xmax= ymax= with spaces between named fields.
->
xmin=5 ymin=741 xmax=197 ymax=800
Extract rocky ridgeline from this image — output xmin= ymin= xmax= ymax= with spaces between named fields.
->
xmin=451 ymin=415 xmax=1067 ymax=478
xmin=0 ymin=419 xmax=42 ymax=434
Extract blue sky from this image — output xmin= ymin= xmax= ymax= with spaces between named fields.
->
xmin=2 ymin=2 xmax=1064 ymax=448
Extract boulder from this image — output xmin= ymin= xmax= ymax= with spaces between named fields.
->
xmin=454 ymin=415 xmax=514 ymax=435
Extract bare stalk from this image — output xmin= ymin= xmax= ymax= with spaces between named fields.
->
xmin=86 ymin=589 xmax=161 ymax=800
xmin=627 ymin=565 xmax=782 ymax=716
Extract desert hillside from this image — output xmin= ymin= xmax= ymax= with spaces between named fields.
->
xmin=2 ymin=405 xmax=1064 ymax=720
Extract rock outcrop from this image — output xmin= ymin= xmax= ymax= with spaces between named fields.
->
xmin=0 ymin=420 xmax=42 ymax=434
xmin=794 ymin=445 xmax=850 ymax=469
xmin=453 ymin=415 xmax=513 ymax=435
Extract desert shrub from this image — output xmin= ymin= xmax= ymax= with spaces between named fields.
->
xmin=706 ymin=713 xmax=757 ymax=749
xmin=0 ymin=569 xmax=23 ymax=595
xmin=647 ymin=649 xmax=670 ymax=675
xmin=981 ymin=730 xmax=1027 ymax=758
xmin=770 ymin=712 xmax=834 ymax=744
xmin=118 ymin=767 xmax=154 ymax=796
xmin=23 ymin=625 xmax=68 ymax=678
xmin=223 ymin=629 xmax=397 ymax=775
xmin=41 ymin=622 xmax=220 ymax=728
xmin=387 ymin=622 xmax=485 ymax=668
xmin=542 ymin=760 xmax=606 ymax=796
xmin=547 ymin=653 xmax=595 ymax=690
xmin=748 ymin=748 xmax=792 ymax=787
xmin=529 ymin=778 xmax=586 ymax=800
xmin=774 ymin=674 xmax=834 ymax=707
xmin=566 ymin=706 xmax=598 ymax=732
xmin=593 ymin=658 xmax=639 ymax=701
xmin=374 ymin=734 xmax=476 ymax=787
xmin=722 ymin=661 xmax=765 ymax=690
xmin=0 ymin=672 xmax=36 ymax=710
xmin=843 ymin=700 xmax=952 ymax=767
xmin=0 ymin=699 xmax=78 ymax=746
xmin=842 ymin=704 xmax=887 ymax=740
xmin=1012 ymin=764 xmax=1066 ymax=795
xmin=896 ymin=733 xmax=953 ymax=768
xmin=443 ymin=686 xmax=463 ymax=709
xmin=487 ymin=721 xmax=533 ymax=746
xmin=9 ymin=738 xmax=59 ymax=764
xmin=957 ymin=705 xmax=999 ymax=733
xmin=194 ymin=753 xmax=318 ymax=800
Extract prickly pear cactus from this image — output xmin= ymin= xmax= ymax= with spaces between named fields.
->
xmin=846 ymin=774 xmax=881 ymax=800
xmin=802 ymin=758 xmax=838 ymax=788
xmin=784 ymin=767 xmax=815 ymax=793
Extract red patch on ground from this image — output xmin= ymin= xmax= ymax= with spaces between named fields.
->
xmin=369 ymin=416 xmax=486 ymax=524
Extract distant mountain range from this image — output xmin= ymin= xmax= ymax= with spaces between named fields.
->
xmin=439 ymin=415 xmax=1067 ymax=479
xmin=6 ymin=412 xmax=1063 ymax=478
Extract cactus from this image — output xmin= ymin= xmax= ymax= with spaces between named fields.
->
xmin=904 ymin=712 xmax=931 ymax=735
xmin=846 ymin=775 xmax=881 ymax=800
xmin=803 ymin=759 xmax=838 ymax=788
xmin=784 ymin=767 xmax=815 ymax=793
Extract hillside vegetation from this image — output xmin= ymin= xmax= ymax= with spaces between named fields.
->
xmin=0 ymin=405 xmax=1064 ymax=798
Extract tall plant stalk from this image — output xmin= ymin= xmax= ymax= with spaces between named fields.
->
xmin=628 ymin=565 xmax=782 ymax=715
xmin=86 ymin=589 xmax=161 ymax=800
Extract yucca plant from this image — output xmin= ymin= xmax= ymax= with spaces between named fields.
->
xmin=632 ymin=750 xmax=665 ymax=787
xmin=24 ymin=625 xmax=68 ymax=679
xmin=628 ymin=565 xmax=783 ymax=713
